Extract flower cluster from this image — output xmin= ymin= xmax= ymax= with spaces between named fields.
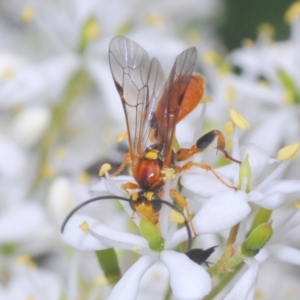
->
xmin=1 ymin=0 xmax=300 ymax=299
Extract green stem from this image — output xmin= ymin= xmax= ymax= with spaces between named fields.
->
xmin=95 ymin=249 xmax=121 ymax=285
xmin=204 ymin=262 xmax=244 ymax=300
xmin=30 ymin=69 xmax=92 ymax=194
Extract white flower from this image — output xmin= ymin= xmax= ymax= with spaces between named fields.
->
xmin=181 ymin=143 xmax=300 ymax=211
xmin=62 ymin=211 xmax=212 ymax=300
xmin=0 ymin=264 xmax=62 ymax=300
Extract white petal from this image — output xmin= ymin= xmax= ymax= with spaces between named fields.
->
xmin=0 ymin=203 xmax=48 ymax=243
xmin=224 ymin=259 xmax=258 ymax=300
xmin=264 ymin=180 xmax=300 ymax=195
xmin=160 ymin=250 xmax=211 ymax=300
xmin=10 ymin=106 xmax=51 ymax=148
xmin=268 ymin=245 xmax=300 ymax=265
xmin=0 ymin=135 xmax=26 ymax=178
xmin=171 ymin=191 xmax=250 ymax=246
xmin=181 ymin=172 xmax=229 ymax=198
xmin=240 ymin=144 xmax=275 ymax=184
xmin=249 ymin=192 xmax=285 ymax=209
xmin=62 ymin=214 xmax=149 ymax=251
xmin=107 ymin=256 xmax=157 ymax=300
xmin=193 ymin=191 xmax=250 ymax=234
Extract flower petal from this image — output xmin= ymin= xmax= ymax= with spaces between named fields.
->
xmin=224 ymin=259 xmax=258 ymax=300
xmin=268 ymin=245 xmax=300 ymax=265
xmin=62 ymin=214 xmax=149 ymax=251
xmin=107 ymin=256 xmax=156 ymax=300
xmin=181 ymin=172 xmax=229 ymax=198
xmin=193 ymin=190 xmax=250 ymax=234
xmin=249 ymin=192 xmax=285 ymax=209
xmin=160 ymin=250 xmax=211 ymax=300
xmin=171 ymin=191 xmax=250 ymax=246
xmin=0 ymin=203 xmax=48 ymax=243
xmin=264 ymin=180 xmax=300 ymax=195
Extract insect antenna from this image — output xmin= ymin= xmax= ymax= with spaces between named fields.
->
xmin=60 ymin=195 xmax=193 ymax=252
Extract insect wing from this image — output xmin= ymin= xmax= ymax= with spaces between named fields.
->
xmin=154 ymin=47 xmax=198 ymax=166
xmin=109 ymin=36 xmax=165 ymax=162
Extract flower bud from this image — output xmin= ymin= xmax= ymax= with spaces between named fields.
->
xmin=241 ymin=222 xmax=273 ymax=257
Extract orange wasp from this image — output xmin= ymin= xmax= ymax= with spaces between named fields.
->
xmin=108 ymin=36 xmax=239 ymax=227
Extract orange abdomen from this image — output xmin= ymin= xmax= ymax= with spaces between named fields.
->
xmin=134 ymin=159 xmax=163 ymax=190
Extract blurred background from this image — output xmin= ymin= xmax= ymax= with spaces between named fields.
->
xmin=0 ymin=0 xmax=299 ymax=299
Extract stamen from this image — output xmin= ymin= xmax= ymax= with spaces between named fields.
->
xmin=94 ymin=275 xmax=108 ymax=286
xmin=224 ymin=121 xmax=234 ymax=136
xmin=21 ymin=6 xmax=35 ymax=22
xmin=226 ymin=86 xmax=236 ymax=103
xmin=42 ymin=164 xmax=57 ymax=178
xmin=145 ymin=14 xmax=166 ymax=26
xmin=202 ymin=50 xmax=220 ymax=65
xmin=78 ymin=172 xmax=90 ymax=184
xmin=132 ymin=244 xmax=142 ymax=252
xmin=285 ymin=2 xmax=300 ymax=23
xmin=79 ymin=221 xmax=89 ymax=234
xmin=229 ymin=108 xmax=250 ymax=130
xmin=3 ymin=68 xmax=14 ymax=79
xmin=161 ymin=168 xmax=175 ymax=180
xmin=99 ymin=163 xmax=112 ymax=176
xmin=115 ymin=131 xmax=128 ymax=142
xmin=170 ymin=210 xmax=185 ymax=224
xmin=15 ymin=255 xmax=37 ymax=269
xmin=277 ymin=142 xmax=300 ymax=160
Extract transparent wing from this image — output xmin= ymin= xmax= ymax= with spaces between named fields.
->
xmin=154 ymin=47 xmax=198 ymax=167
xmin=109 ymin=36 xmax=165 ymax=163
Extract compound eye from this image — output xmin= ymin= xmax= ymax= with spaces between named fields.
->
xmin=151 ymin=194 xmax=162 ymax=212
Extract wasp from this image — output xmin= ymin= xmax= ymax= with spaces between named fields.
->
xmin=108 ymin=36 xmax=239 ymax=228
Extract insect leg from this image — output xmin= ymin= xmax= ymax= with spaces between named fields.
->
xmin=178 ymin=161 xmax=237 ymax=189
xmin=175 ymin=130 xmax=240 ymax=164
xmin=170 ymin=189 xmax=198 ymax=236
xmin=110 ymin=153 xmax=131 ymax=176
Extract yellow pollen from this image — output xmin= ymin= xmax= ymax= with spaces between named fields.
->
xmin=80 ymin=221 xmax=89 ymax=234
xmin=226 ymin=139 xmax=233 ymax=150
xmin=285 ymin=2 xmax=300 ymax=23
xmin=78 ymin=172 xmax=90 ymax=184
xmin=3 ymin=68 xmax=15 ymax=79
xmin=254 ymin=289 xmax=264 ymax=299
xmin=201 ymin=97 xmax=212 ymax=104
xmin=15 ymin=255 xmax=37 ymax=269
xmin=257 ymin=23 xmax=275 ymax=39
xmin=94 ymin=275 xmax=108 ymax=286
xmin=85 ymin=20 xmax=100 ymax=40
xmin=54 ymin=147 xmax=67 ymax=160
xmin=295 ymin=202 xmax=300 ymax=209
xmin=224 ymin=121 xmax=234 ymax=136
xmin=226 ymin=86 xmax=236 ymax=103
xmin=277 ymin=142 xmax=300 ymax=160
xmin=229 ymin=108 xmax=250 ymax=130
xmin=186 ymin=32 xmax=201 ymax=44
xmin=242 ymin=38 xmax=254 ymax=48
xmin=21 ymin=6 xmax=35 ymax=22
xmin=99 ymin=163 xmax=111 ymax=176
xmin=202 ymin=50 xmax=220 ymax=65
xmin=170 ymin=210 xmax=185 ymax=224
xmin=42 ymin=164 xmax=57 ymax=178
xmin=115 ymin=131 xmax=128 ymax=142
xmin=132 ymin=244 xmax=142 ymax=252
xmin=27 ymin=296 xmax=36 ymax=300
xmin=283 ymin=90 xmax=294 ymax=104
xmin=161 ymin=168 xmax=175 ymax=180
xmin=145 ymin=14 xmax=166 ymax=26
